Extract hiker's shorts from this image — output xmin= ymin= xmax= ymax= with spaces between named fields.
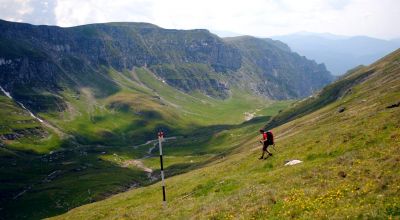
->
xmin=263 ymin=142 xmax=272 ymax=151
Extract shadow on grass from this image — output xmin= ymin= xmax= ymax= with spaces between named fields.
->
xmin=0 ymin=116 xmax=269 ymax=220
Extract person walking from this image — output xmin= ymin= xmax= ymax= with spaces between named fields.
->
xmin=259 ymin=129 xmax=274 ymax=159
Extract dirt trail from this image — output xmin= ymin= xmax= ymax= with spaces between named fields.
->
xmin=129 ymin=136 xmax=177 ymax=180
xmin=122 ymin=159 xmax=157 ymax=181
xmin=244 ymin=109 xmax=261 ymax=121
xmin=122 ymin=160 xmax=152 ymax=173
xmin=80 ymin=88 xmax=97 ymax=112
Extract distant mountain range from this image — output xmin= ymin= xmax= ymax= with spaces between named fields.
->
xmin=271 ymin=32 xmax=400 ymax=75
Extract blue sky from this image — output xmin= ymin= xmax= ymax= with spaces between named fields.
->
xmin=1 ymin=0 xmax=399 ymax=39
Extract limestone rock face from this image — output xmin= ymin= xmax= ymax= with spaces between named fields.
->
xmin=0 ymin=19 xmax=333 ymax=111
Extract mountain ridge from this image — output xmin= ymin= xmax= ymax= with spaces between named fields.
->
xmin=0 ymin=19 xmax=332 ymax=105
xmin=225 ymin=36 xmax=331 ymax=99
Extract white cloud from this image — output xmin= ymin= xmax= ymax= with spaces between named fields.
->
xmin=1 ymin=0 xmax=399 ymax=39
xmin=0 ymin=0 xmax=33 ymax=22
xmin=55 ymin=0 xmax=154 ymax=27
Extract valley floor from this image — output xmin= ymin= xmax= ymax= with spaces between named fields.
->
xmin=0 ymin=73 xmax=290 ymax=219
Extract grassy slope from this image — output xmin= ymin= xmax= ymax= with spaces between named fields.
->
xmin=0 ymin=65 xmax=290 ymax=219
xmin=53 ymin=50 xmax=400 ymax=219
xmin=0 ymin=94 xmax=61 ymax=154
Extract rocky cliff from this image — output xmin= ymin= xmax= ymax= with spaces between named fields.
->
xmin=0 ymin=20 xmax=333 ymax=111
xmin=225 ymin=36 xmax=332 ymax=99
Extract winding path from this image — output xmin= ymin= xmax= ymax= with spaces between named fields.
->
xmin=130 ymin=136 xmax=177 ymax=181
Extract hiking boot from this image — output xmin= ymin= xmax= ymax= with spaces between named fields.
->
xmin=258 ymin=156 xmax=264 ymax=160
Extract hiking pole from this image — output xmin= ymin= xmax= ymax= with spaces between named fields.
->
xmin=271 ymin=144 xmax=280 ymax=152
xmin=158 ymin=131 xmax=166 ymax=206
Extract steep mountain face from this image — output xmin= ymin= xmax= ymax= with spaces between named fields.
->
xmin=225 ymin=36 xmax=332 ymax=99
xmin=0 ymin=20 xmax=241 ymax=106
xmin=272 ymin=32 xmax=400 ymax=75
xmin=0 ymin=20 xmax=332 ymax=108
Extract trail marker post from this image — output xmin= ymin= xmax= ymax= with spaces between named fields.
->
xmin=158 ymin=131 xmax=166 ymax=205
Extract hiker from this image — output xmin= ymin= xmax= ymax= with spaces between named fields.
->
xmin=259 ymin=129 xmax=274 ymax=159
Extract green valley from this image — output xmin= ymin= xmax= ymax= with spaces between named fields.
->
xmin=0 ymin=64 xmax=291 ymax=219
xmin=52 ymin=49 xmax=400 ymax=219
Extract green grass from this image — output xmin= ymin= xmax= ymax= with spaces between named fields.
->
xmin=134 ymin=67 xmax=274 ymax=125
xmin=1 ymin=113 xmax=284 ymax=220
xmin=0 ymin=95 xmax=41 ymax=133
xmin=5 ymin=133 xmax=61 ymax=154
xmin=2 ymin=150 xmax=150 ymax=219
xmin=51 ymin=49 xmax=400 ymax=220
xmin=0 ymin=94 xmax=61 ymax=154
xmin=42 ymin=66 xmax=279 ymax=147
xmin=0 ymin=64 xmax=291 ymax=219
